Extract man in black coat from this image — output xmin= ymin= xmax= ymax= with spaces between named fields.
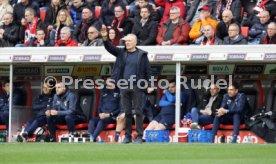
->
xmin=101 ymin=26 xmax=153 ymax=144
xmin=129 ymin=0 xmax=160 ymax=22
xmin=0 ymin=12 xmax=19 ymax=47
xmin=111 ymin=5 xmax=133 ymax=36
xmin=190 ymin=84 xmax=223 ymax=128
xmin=13 ymin=0 xmax=40 ymax=26
xmin=216 ymin=10 xmax=237 ymax=40
xmin=73 ymin=7 xmax=101 ymax=44
xmin=131 ymin=6 xmax=158 ymax=45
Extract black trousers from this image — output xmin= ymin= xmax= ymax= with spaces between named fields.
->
xmin=121 ymin=86 xmax=144 ymax=139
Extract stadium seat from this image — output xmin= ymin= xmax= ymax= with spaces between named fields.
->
xmin=40 ymin=9 xmax=47 ymax=23
xmin=241 ymin=27 xmax=249 ymax=37
xmin=265 ymin=81 xmax=276 ymax=112
xmin=95 ymin=6 xmax=101 ymax=19
xmin=0 ymin=125 xmax=7 ymax=130
xmin=126 ymin=6 xmax=130 ymax=17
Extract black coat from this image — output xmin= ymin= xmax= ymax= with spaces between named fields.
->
xmin=13 ymin=1 xmax=40 ymax=25
xmin=131 ymin=18 xmax=158 ymax=45
xmin=44 ymin=3 xmax=67 ymax=26
xmin=100 ymin=0 xmax=124 ymax=26
xmin=103 ymin=40 xmax=152 ymax=86
xmin=0 ymin=22 xmax=19 ymax=46
xmin=129 ymin=4 xmax=160 ymax=22
xmin=196 ymin=93 xmax=223 ymax=117
xmin=216 ymin=19 xmax=236 ymax=40
xmin=73 ymin=17 xmax=101 ymax=43
xmin=111 ymin=17 xmax=133 ymax=36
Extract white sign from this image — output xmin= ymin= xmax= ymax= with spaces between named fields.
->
xmin=31 ymin=55 xmax=48 ymax=62
xmin=66 ymin=55 xmax=83 ymax=62
xmin=172 ymin=54 xmax=190 ymax=61
xmin=209 ymin=53 xmax=227 ymax=60
xmin=101 ymin=54 xmax=116 ymax=62
xmin=209 ymin=64 xmax=235 ymax=75
xmin=245 ymin=53 xmax=264 ymax=60
xmin=0 ymin=55 xmax=12 ymax=62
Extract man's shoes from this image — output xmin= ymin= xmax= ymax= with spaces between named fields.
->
xmin=122 ymin=137 xmax=132 ymax=144
xmin=190 ymin=122 xmax=200 ymax=130
xmin=135 ymin=137 xmax=143 ymax=144
xmin=22 ymin=132 xmax=28 ymax=139
xmin=114 ymin=134 xmax=119 ymax=142
xmin=17 ymin=134 xmax=24 ymax=142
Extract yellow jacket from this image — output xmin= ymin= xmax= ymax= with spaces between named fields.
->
xmin=189 ymin=17 xmax=218 ymax=40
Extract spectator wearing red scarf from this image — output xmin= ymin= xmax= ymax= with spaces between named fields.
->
xmin=200 ymin=24 xmax=223 ymax=45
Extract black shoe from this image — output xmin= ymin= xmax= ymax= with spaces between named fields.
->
xmin=135 ymin=137 xmax=143 ymax=144
xmin=122 ymin=137 xmax=132 ymax=144
xmin=22 ymin=132 xmax=28 ymax=139
xmin=17 ymin=135 xmax=24 ymax=142
xmin=114 ymin=134 xmax=119 ymax=142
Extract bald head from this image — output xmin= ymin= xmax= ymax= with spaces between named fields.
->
xmin=259 ymin=10 xmax=270 ymax=24
xmin=222 ymin=10 xmax=233 ymax=24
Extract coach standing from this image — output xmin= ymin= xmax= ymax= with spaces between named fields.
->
xmin=101 ymin=26 xmax=153 ymax=144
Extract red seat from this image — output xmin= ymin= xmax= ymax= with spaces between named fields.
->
xmin=0 ymin=125 xmax=7 ymax=130
xmin=95 ymin=6 xmax=101 ymax=19
xmin=202 ymin=124 xmax=213 ymax=130
xmin=104 ymin=124 xmax=116 ymax=130
xmin=241 ymin=26 xmax=249 ymax=37
xmin=40 ymin=9 xmax=47 ymax=23
xmin=56 ymin=123 xmax=88 ymax=130
xmin=219 ymin=124 xmax=246 ymax=130
xmin=126 ymin=6 xmax=130 ymax=17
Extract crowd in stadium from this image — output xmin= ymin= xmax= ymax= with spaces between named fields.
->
xmin=0 ymin=0 xmax=276 ymax=47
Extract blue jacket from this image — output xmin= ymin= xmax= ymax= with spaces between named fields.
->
xmin=97 ymin=88 xmax=121 ymax=119
xmin=249 ymin=22 xmax=269 ymax=42
xmin=33 ymin=94 xmax=53 ymax=117
xmin=0 ymin=90 xmax=26 ymax=111
xmin=52 ymin=90 xmax=83 ymax=116
xmin=221 ymin=93 xmax=246 ymax=114
xmin=159 ymin=90 xmax=188 ymax=115
xmin=103 ymin=40 xmax=152 ymax=86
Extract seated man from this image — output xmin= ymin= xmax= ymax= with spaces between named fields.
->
xmin=156 ymin=6 xmax=190 ymax=45
xmin=144 ymin=80 xmax=188 ymax=133
xmin=200 ymin=24 xmax=223 ymax=45
xmin=131 ymin=6 xmax=158 ymax=45
xmin=18 ymin=83 xmax=54 ymax=141
xmin=46 ymin=82 xmax=86 ymax=141
xmin=223 ymin=23 xmax=247 ymax=45
xmin=248 ymin=10 xmax=270 ymax=44
xmin=212 ymin=82 xmax=248 ymax=143
xmin=0 ymin=80 xmax=25 ymax=130
xmin=55 ymin=27 xmax=78 ymax=47
xmin=114 ymin=92 xmax=156 ymax=142
xmin=190 ymin=84 xmax=223 ymax=129
xmin=189 ymin=5 xmax=217 ymax=43
xmin=260 ymin=22 xmax=276 ymax=44
xmin=88 ymin=78 xmax=121 ymax=142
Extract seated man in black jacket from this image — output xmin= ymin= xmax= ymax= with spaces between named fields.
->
xmin=88 ymin=77 xmax=121 ymax=142
xmin=131 ymin=6 xmax=158 ymax=45
xmin=190 ymin=84 xmax=223 ymax=129
xmin=18 ymin=83 xmax=54 ymax=141
xmin=0 ymin=12 xmax=19 ymax=47
xmin=46 ymin=82 xmax=86 ymax=141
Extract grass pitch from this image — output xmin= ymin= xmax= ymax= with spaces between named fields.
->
xmin=1 ymin=143 xmax=276 ymax=164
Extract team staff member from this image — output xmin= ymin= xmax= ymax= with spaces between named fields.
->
xmin=101 ymin=25 xmax=153 ymax=144
xmin=46 ymin=82 xmax=86 ymax=142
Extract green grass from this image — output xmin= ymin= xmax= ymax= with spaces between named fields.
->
xmin=1 ymin=143 xmax=276 ymax=164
